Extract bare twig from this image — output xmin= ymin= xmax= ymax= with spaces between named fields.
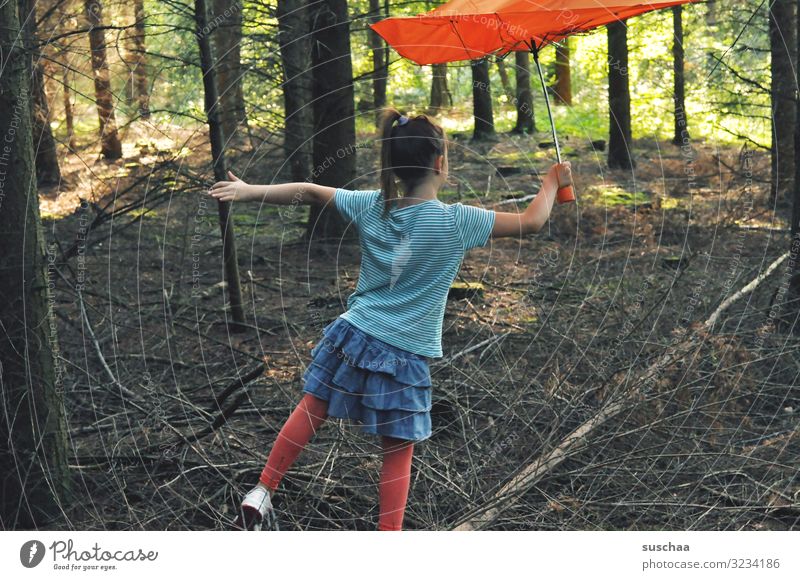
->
xmin=705 ymin=252 xmax=789 ymax=329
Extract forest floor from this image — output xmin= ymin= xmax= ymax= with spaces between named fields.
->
xmin=41 ymin=118 xmax=800 ymax=531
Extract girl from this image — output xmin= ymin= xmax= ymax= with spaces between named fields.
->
xmin=209 ymin=107 xmax=572 ymax=531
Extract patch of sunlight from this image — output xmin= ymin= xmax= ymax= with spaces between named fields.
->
xmin=129 ymin=207 xmax=157 ymax=219
xmin=588 ymin=184 xmax=650 ymax=206
xmin=733 ymin=217 xmax=779 ymax=229
xmin=439 ymin=116 xmax=473 ymax=134
xmin=488 ymin=150 xmax=531 ymax=164
xmin=233 ymin=213 xmax=263 ymax=226
xmin=660 ymin=197 xmax=680 ymax=210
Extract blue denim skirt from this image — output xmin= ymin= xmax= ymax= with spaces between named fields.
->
xmin=301 ymin=316 xmax=433 ymax=442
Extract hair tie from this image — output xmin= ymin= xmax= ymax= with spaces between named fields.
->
xmin=397 ymin=115 xmax=409 ymax=126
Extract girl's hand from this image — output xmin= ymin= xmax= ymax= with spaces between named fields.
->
xmin=208 ymin=171 xmax=252 ymax=202
xmin=551 ymin=161 xmax=572 ymax=189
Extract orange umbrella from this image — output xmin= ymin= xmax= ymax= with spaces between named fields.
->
xmin=371 ymin=0 xmax=702 ymax=204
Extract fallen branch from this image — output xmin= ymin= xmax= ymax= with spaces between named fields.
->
xmin=450 ymin=326 xmax=705 ymax=530
xmin=493 ymin=193 xmax=536 ymax=206
xmin=212 ymin=363 xmax=267 ymax=408
xmin=452 ymin=249 xmax=798 ymax=529
xmin=78 ymin=290 xmax=142 ymax=403
xmin=433 ymin=332 xmax=511 ymax=369
xmin=705 ymin=252 xmax=789 ymax=329
xmin=181 ymin=392 xmax=249 ymax=445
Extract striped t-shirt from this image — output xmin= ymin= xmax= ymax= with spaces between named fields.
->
xmin=333 ymin=188 xmax=496 ymax=358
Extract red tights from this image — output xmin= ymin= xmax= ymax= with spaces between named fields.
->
xmin=259 ymin=393 xmax=414 ymax=531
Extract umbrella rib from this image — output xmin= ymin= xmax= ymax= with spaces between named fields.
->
xmin=449 ymin=18 xmax=479 ymax=61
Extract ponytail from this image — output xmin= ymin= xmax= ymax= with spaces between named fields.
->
xmin=378 ymin=106 xmax=447 ymax=218
xmin=379 ymin=107 xmax=403 ymax=217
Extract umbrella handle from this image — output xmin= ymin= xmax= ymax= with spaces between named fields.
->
xmin=557 ymin=184 xmax=575 ymax=204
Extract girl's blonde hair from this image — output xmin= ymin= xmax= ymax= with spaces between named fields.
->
xmin=379 ymin=107 xmax=447 ymax=217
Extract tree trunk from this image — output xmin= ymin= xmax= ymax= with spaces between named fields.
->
xmin=32 ymin=62 xmax=61 ymax=186
xmin=62 ymin=60 xmax=76 ymax=151
xmin=795 ymin=0 xmax=800 ymax=239
xmin=132 ymin=0 xmax=150 ymax=118
xmin=56 ymin=2 xmax=76 ymax=152
xmin=429 ymin=63 xmax=452 ymax=114
xmin=607 ymin=20 xmax=635 ymax=170
xmin=788 ymin=0 xmax=800 ymax=325
xmin=369 ymin=0 xmax=387 ymax=115
xmin=471 ymin=58 xmax=495 ymax=141
xmin=496 ymin=59 xmax=511 ymax=95
xmin=383 ymin=0 xmax=389 ymax=98
xmin=672 ymin=5 xmax=689 ymax=146
xmin=706 ymin=0 xmax=717 ymax=27
xmin=512 ymin=51 xmax=535 ymax=134
xmin=277 ymin=0 xmax=313 ymax=182
xmin=770 ymin=0 xmax=797 ymax=204
xmin=0 ymin=0 xmax=71 ymax=528
xmin=84 ymin=0 xmax=122 ymax=160
xmin=21 ymin=0 xmax=61 ymax=186
xmin=210 ymin=0 xmax=246 ymax=142
xmin=554 ymin=39 xmax=572 ymax=105
xmin=306 ymin=0 xmax=356 ymax=242
xmin=194 ymin=0 xmax=246 ymax=332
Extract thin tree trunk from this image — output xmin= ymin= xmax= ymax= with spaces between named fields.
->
xmin=84 ymin=0 xmax=122 ymax=159
xmin=672 ymin=5 xmax=689 ymax=146
xmin=471 ymin=58 xmax=495 ymax=141
xmin=369 ymin=0 xmax=387 ymax=115
xmin=770 ymin=0 xmax=797 ymax=204
xmin=554 ymin=39 xmax=572 ymax=105
xmin=706 ymin=0 xmax=717 ymax=26
xmin=512 ymin=51 xmax=535 ymax=134
xmin=124 ymin=30 xmax=135 ymax=108
xmin=788 ymin=0 xmax=800 ymax=326
xmin=56 ymin=2 xmax=76 ymax=152
xmin=132 ymin=0 xmax=150 ymax=118
xmin=306 ymin=0 xmax=356 ymax=242
xmin=0 ymin=0 xmax=71 ymax=528
xmin=32 ymin=61 xmax=61 ymax=185
xmin=429 ymin=63 xmax=452 ymax=114
xmin=62 ymin=60 xmax=76 ymax=151
xmin=21 ymin=0 xmax=61 ymax=185
xmin=607 ymin=20 xmax=635 ymax=169
xmin=496 ymin=59 xmax=511 ymax=95
xmin=277 ymin=0 xmax=313 ymax=182
xmin=210 ymin=0 xmax=246 ymax=143
xmin=795 ymin=0 xmax=800 ymax=239
xmin=383 ymin=0 xmax=390 ymax=96
xmin=194 ymin=0 xmax=246 ymax=332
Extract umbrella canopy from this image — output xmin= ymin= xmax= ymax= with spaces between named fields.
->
xmin=371 ymin=0 xmax=702 ymax=205
xmin=370 ymin=0 xmax=702 ymax=65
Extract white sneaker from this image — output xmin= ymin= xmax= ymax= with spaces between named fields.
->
xmin=233 ymin=485 xmax=279 ymax=531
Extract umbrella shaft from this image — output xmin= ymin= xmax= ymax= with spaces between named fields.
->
xmin=532 ymin=46 xmax=562 ymax=164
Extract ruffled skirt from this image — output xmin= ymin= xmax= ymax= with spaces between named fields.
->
xmin=301 ymin=316 xmax=433 ymax=442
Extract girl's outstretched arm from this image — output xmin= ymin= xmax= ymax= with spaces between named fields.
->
xmin=490 ymin=161 xmax=572 ymax=238
xmin=208 ymin=171 xmax=335 ymax=205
